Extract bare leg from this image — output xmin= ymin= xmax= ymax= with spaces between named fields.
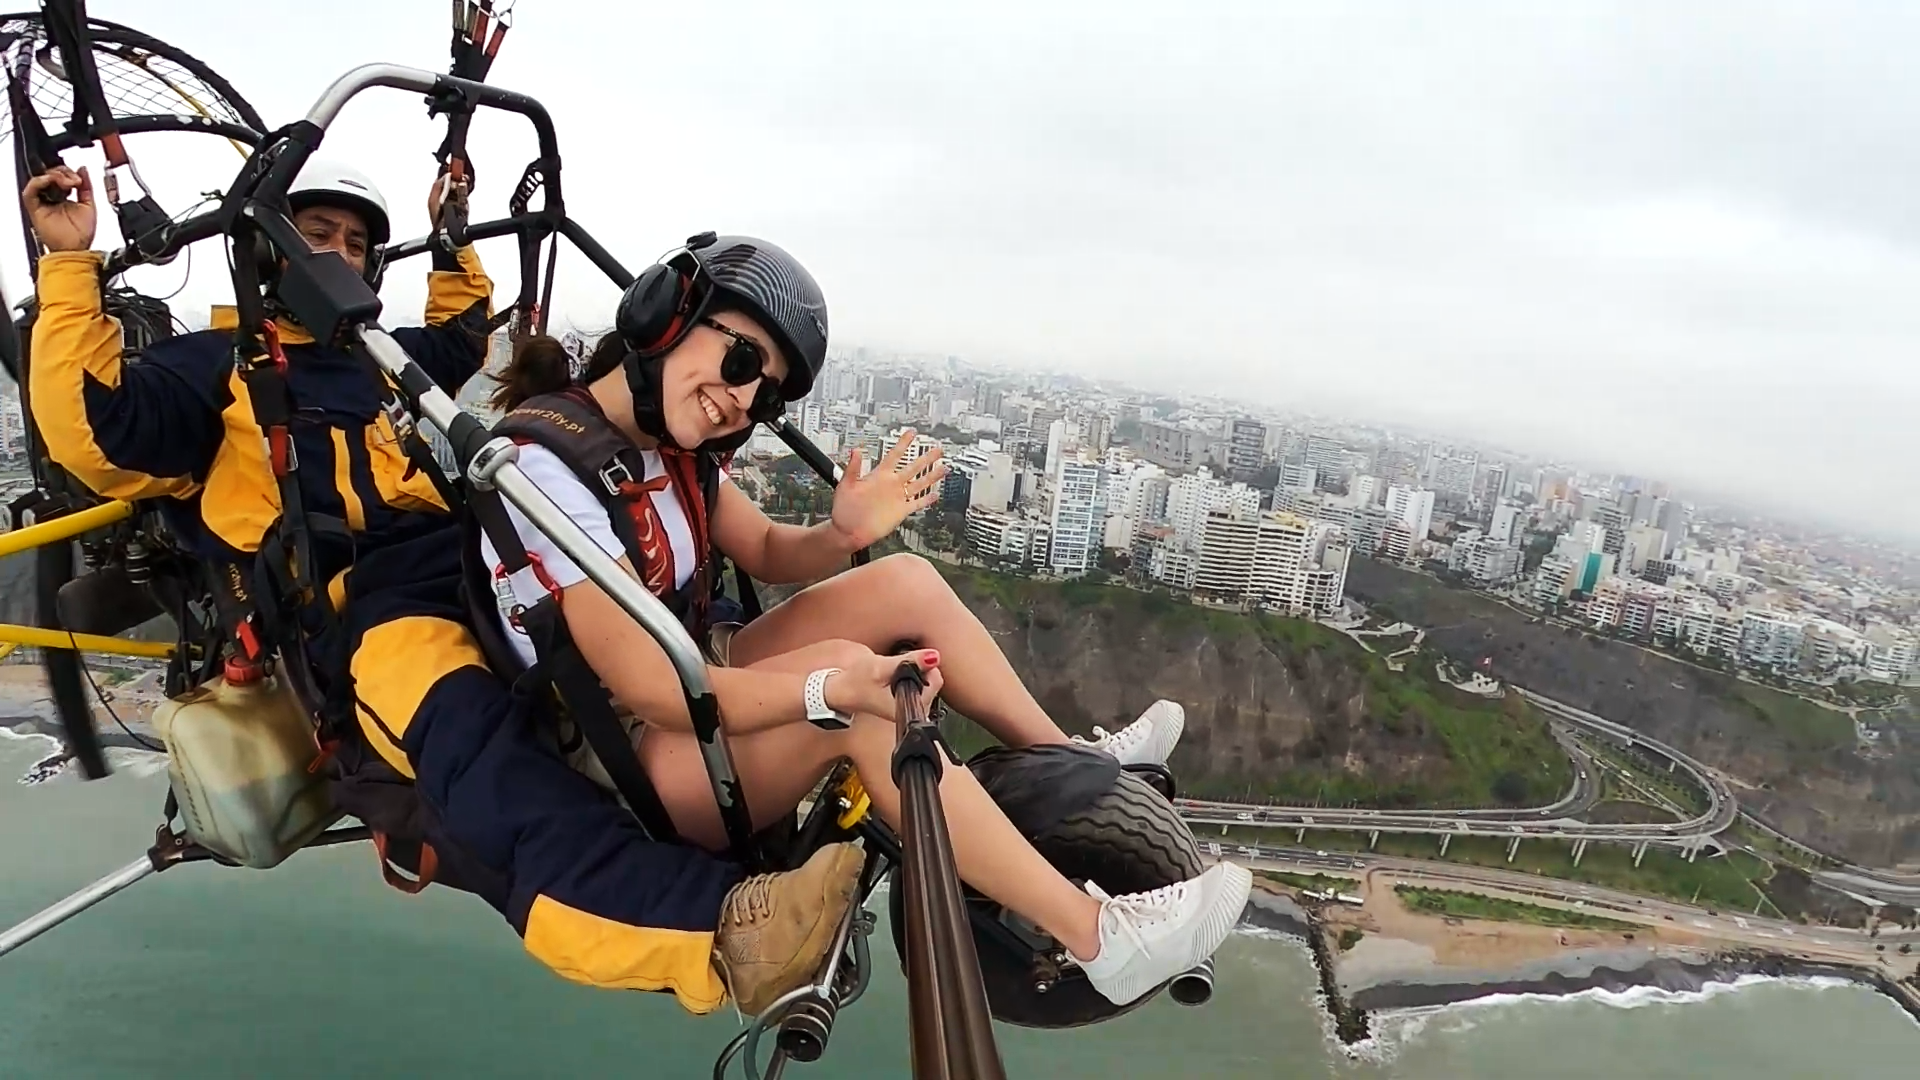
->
xmin=639 ymin=642 xmax=1105 ymax=961
xmin=729 ymin=554 xmax=1071 ymax=749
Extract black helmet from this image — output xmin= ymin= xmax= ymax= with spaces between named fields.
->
xmin=614 ymin=233 xmax=829 ymax=453
xmin=696 ymin=234 xmax=829 ymax=401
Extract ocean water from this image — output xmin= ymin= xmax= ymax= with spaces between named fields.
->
xmin=2 ymin=730 xmax=1917 ymax=1078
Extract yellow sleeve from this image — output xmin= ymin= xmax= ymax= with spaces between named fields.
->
xmin=27 ymin=251 xmax=208 ymax=501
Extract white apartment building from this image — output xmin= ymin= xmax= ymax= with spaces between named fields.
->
xmin=1864 ymin=624 xmax=1919 ymax=683
xmin=1533 ymin=553 xmax=1579 ymax=607
xmin=1385 ymin=486 xmax=1435 ymax=545
xmin=1449 ymin=530 xmax=1523 ymax=584
xmin=965 ymin=507 xmax=1051 ymax=567
xmin=1103 ymin=462 xmax=1169 ymax=550
xmin=1047 ymin=457 xmax=1109 ymax=576
xmin=952 ymin=445 xmax=1016 ymax=512
xmin=1192 ymin=510 xmax=1351 ymax=617
xmin=1489 ymin=501 xmax=1525 ymax=546
xmin=1739 ymin=609 xmax=1807 ymax=671
xmin=1166 ymin=468 xmax=1263 ymax=551
xmin=1278 ymin=462 xmax=1318 ymax=493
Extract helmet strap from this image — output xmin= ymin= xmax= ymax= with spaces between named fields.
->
xmin=620 ymin=347 xmax=761 ymax=456
xmin=622 ymin=349 xmax=681 ymax=449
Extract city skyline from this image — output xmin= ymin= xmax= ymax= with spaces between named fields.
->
xmin=0 ymin=2 xmax=1911 ymax=547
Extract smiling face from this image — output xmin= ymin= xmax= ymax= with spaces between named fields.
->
xmin=657 ymin=309 xmax=790 ymax=449
xmin=291 ymin=204 xmax=369 ymax=276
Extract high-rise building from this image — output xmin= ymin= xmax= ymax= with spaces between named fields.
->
xmin=1166 ymin=468 xmax=1262 ymax=551
xmin=1385 ymin=486 xmax=1435 ymax=545
xmin=1047 ymin=457 xmax=1109 ymax=576
xmin=1082 ymin=414 xmax=1113 ymax=456
xmin=1305 ymin=435 xmax=1348 ymax=476
xmin=1489 ymin=501 xmax=1525 ymax=546
xmin=1430 ymin=451 xmax=1479 ymax=500
xmin=1480 ymin=463 xmax=1509 ymax=507
xmin=1104 ymin=463 xmax=1169 ymax=549
xmin=1278 ymin=461 xmax=1318 ymax=493
xmin=1740 ymin=610 xmax=1806 ymax=672
xmin=1864 ymin=624 xmax=1919 ymax=684
xmin=1350 ymin=474 xmax=1384 ymax=507
xmin=1193 ymin=510 xmax=1349 ymax=616
xmin=972 ymin=385 xmax=1005 ymax=418
xmin=966 ymin=507 xmax=1047 ymax=566
xmin=1227 ymin=418 xmax=1266 ymax=478
xmin=1533 ymin=553 xmax=1579 ymax=607
xmin=1046 ymin=418 xmax=1090 ymax=478
xmin=1449 ymin=530 xmax=1523 ymax=584
xmin=1138 ymin=420 xmax=1205 ymax=470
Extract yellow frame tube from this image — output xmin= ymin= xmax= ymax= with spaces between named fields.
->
xmin=0 ymin=501 xmax=135 ymax=560
xmin=0 ymin=625 xmax=176 ymax=660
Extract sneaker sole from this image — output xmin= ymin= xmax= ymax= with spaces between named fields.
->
xmin=1146 ymin=701 xmax=1185 ymax=765
xmin=1100 ymin=861 xmax=1251 ymax=1007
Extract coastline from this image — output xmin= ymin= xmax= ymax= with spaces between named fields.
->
xmin=1236 ymin=879 xmax=1920 ymax=1043
xmin=1348 ymin=946 xmax=1919 ymax=1020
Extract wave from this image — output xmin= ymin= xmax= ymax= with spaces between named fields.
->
xmin=10 ymin=740 xmax=169 ymax=786
xmin=1346 ymin=973 xmax=1859 ymax=1062
xmin=0 ymin=724 xmax=60 ymax=752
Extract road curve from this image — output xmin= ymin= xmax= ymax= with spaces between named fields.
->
xmin=1174 ymin=685 xmax=1737 ymax=845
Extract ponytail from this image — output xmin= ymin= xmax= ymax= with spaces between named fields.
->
xmin=488 ymin=334 xmax=575 ymax=412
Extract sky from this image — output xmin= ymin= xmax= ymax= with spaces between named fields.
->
xmin=1 ymin=1 xmax=1916 ymax=543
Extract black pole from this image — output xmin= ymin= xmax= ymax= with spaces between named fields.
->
xmin=889 ymin=662 xmax=1004 ymax=1080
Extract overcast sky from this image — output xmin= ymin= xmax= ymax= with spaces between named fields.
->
xmin=4 ymin=2 xmax=1916 ymax=543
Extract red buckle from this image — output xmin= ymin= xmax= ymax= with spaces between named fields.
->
xmin=495 ymin=551 xmax=562 ymax=601
xmin=260 ymin=319 xmax=288 ymax=372
xmin=307 ymin=736 xmax=340 ymax=775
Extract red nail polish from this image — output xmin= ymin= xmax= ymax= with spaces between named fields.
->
xmin=922 ymin=650 xmax=939 ymax=667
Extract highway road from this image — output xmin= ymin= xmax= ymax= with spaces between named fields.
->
xmin=1170 ymin=680 xmax=1920 ymax=910
xmin=1217 ymin=842 xmax=1920 ymax=968
xmin=1172 ymin=685 xmax=1737 ymax=848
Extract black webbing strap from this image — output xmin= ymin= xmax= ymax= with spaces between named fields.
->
xmin=469 ymin=483 xmax=682 ymax=844
xmin=358 ymin=352 xmax=465 ymax=515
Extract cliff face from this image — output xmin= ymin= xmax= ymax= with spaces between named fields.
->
xmin=1344 ymin=557 xmax=1920 ymax=868
xmin=938 ymin=569 xmax=1569 ymax=810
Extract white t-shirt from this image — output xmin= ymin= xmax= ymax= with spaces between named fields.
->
xmin=479 ymin=443 xmax=727 ymax=669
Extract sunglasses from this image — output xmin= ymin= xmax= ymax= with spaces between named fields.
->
xmin=704 ymin=318 xmax=786 ymax=423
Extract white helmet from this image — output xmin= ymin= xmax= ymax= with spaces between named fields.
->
xmin=287 ymin=158 xmax=390 ymax=246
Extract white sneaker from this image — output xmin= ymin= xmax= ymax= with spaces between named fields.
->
xmin=1072 ymin=700 xmax=1185 ymax=768
xmin=1074 ymin=861 xmax=1252 ymax=1006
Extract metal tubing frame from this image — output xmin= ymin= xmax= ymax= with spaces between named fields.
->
xmin=0 ymin=624 xmax=175 ymax=659
xmin=0 ymin=824 xmax=374 ymax=961
xmin=0 ymin=857 xmax=153 ymax=959
xmin=355 ymin=327 xmax=755 ymax=853
xmin=0 ymin=499 xmax=132 ymax=559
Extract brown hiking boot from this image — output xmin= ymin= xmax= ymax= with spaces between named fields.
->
xmin=713 ymin=842 xmax=865 ymax=1015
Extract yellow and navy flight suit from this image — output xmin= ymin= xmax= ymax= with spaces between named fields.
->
xmin=29 ymin=247 xmax=747 ymax=1012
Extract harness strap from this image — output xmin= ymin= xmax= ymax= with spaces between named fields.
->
xmin=470 ymin=480 xmax=682 ymax=845
xmin=357 ymin=352 xmax=466 ymax=514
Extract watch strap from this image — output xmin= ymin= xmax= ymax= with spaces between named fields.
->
xmin=804 ymin=667 xmax=851 ymax=730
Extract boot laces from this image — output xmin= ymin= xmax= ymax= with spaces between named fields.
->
xmin=728 ymin=873 xmax=778 ymax=926
xmin=1088 ymin=879 xmax=1189 ymax=959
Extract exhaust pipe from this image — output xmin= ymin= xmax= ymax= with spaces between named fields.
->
xmin=1168 ymin=958 xmax=1214 ymax=1006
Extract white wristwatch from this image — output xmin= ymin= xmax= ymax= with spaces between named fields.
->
xmin=804 ymin=668 xmax=852 ymax=730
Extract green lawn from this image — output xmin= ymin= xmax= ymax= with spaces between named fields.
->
xmin=1395 ymin=885 xmax=1638 ymax=931
xmin=1723 ymin=683 xmax=1856 ymax=756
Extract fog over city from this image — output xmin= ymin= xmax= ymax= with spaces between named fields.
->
xmin=2 ymin=1 xmax=1913 ymax=542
